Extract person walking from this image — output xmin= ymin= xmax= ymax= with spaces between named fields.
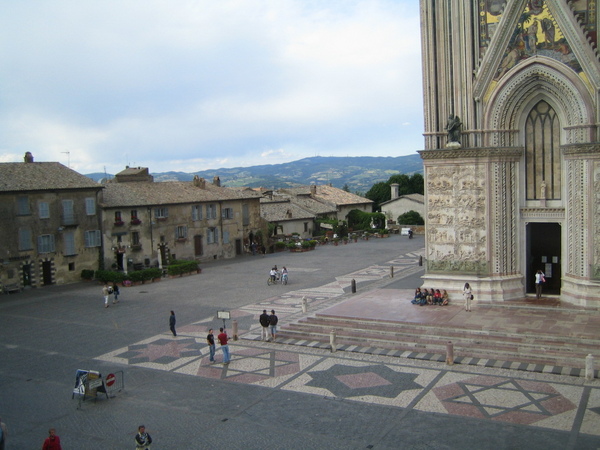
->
xmin=206 ymin=328 xmax=216 ymax=363
xmin=169 ymin=310 xmax=177 ymax=336
xmin=259 ymin=309 xmax=271 ymax=341
xmin=0 ymin=417 xmax=7 ymax=450
xmin=535 ymin=269 xmax=545 ymax=299
xmin=135 ymin=425 xmax=152 ymax=450
xmin=42 ymin=428 xmax=62 ymax=450
xmin=463 ymin=282 xmax=473 ymax=312
xmin=269 ymin=309 xmax=278 ymax=341
xmin=113 ymin=283 xmax=120 ymax=304
xmin=218 ymin=328 xmax=230 ymax=364
xmin=102 ymin=284 xmax=110 ymax=308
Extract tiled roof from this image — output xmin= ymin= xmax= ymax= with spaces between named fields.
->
xmin=380 ymin=193 xmax=424 ymax=206
xmin=260 ymin=199 xmax=315 ymax=222
xmin=0 ymin=162 xmax=102 ymax=192
xmin=101 ymin=180 xmax=261 ymax=208
xmin=281 ymin=185 xmax=373 ymax=206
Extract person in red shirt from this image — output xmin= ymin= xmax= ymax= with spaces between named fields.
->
xmin=217 ymin=328 xmax=230 ymax=364
xmin=42 ymin=428 xmax=62 ymax=450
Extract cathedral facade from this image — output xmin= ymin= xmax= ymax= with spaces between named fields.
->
xmin=419 ymin=0 xmax=600 ymax=306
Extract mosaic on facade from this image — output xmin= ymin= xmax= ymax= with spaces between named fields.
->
xmin=426 ymin=165 xmax=488 ymax=274
xmin=501 ymin=2 xmax=578 ymax=79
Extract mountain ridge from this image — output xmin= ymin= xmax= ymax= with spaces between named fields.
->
xmin=86 ymin=154 xmax=423 ymax=193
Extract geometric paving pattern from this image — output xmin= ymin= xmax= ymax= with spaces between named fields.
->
xmin=433 ymin=376 xmax=577 ymax=425
xmin=306 ymin=364 xmax=423 ymax=398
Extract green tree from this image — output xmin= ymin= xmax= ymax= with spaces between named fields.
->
xmin=397 ymin=210 xmax=424 ymax=225
xmin=365 ymin=173 xmax=424 ymax=211
xmin=342 ymin=183 xmax=350 ymax=192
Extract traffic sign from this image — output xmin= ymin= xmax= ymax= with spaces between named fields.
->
xmin=105 ymin=373 xmax=116 ymax=387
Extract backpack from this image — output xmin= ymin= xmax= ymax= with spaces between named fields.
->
xmin=270 ymin=315 xmax=278 ymax=326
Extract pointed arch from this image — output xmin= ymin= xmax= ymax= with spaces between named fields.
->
xmin=483 ymin=57 xmax=595 ymax=146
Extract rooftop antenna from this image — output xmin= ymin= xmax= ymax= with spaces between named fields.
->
xmin=61 ymin=151 xmax=70 ymax=168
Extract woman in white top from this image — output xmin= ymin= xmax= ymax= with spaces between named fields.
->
xmin=534 ymin=270 xmax=545 ymax=299
xmin=463 ymin=282 xmax=472 ymax=312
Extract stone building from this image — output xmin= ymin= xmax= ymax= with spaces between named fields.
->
xmin=259 ymin=199 xmax=316 ymax=239
xmin=279 ymin=184 xmax=373 ymax=222
xmin=0 ymin=153 xmax=103 ymax=287
xmin=419 ymin=0 xmax=600 ymax=305
xmin=100 ymin=167 xmax=263 ymax=271
xmin=380 ymin=184 xmax=425 ymax=224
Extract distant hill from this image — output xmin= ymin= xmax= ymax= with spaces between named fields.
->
xmin=86 ymin=154 xmax=423 ymax=194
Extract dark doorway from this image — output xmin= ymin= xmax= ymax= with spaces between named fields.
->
xmin=526 ymin=223 xmax=561 ymax=295
xmin=194 ymin=235 xmax=203 ymax=257
xmin=116 ymin=252 xmax=124 ymax=271
xmin=22 ymin=264 xmax=32 ymax=287
xmin=235 ymin=239 xmax=242 ymax=256
xmin=42 ymin=261 xmax=53 ymax=285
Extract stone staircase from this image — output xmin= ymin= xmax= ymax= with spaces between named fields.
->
xmin=277 ymin=309 xmax=600 ymax=369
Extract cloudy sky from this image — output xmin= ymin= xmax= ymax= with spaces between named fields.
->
xmin=0 ymin=0 xmax=423 ymax=175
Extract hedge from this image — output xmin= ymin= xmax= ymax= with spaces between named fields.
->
xmin=167 ymin=260 xmax=199 ymax=276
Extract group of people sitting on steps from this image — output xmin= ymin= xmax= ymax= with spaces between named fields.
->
xmin=410 ymin=287 xmax=449 ymax=306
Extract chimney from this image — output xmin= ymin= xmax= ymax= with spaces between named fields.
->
xmin=286 ymin=209 xmax=292 ymax=218
xmin=213 ymin=176 xmax=221 ymax=187
xmin=391 ymin=183 xmax=399 ymax=200
xmin=193 ymin=175 xmax=206 ymax=189
xmin=24 ymin=152 xmax=34 ymax=163
xmin=310 ymin=185 xmax=317 ymax=195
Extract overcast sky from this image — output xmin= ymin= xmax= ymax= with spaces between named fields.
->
xmin=0 ymin=0 xmax=423 ymax=175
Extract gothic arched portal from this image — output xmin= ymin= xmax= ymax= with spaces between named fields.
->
xmin=525 ymin=101 xmax=561 ymax=200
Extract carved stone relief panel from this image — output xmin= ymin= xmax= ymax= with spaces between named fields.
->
xmin=593 ymin=161 xmax=600 ymax=279
xmin=566 ymin=159 xmax=587 ymax=277
xmin=426 ymin=164 xmax=488 ymax=274
xmin=491 ymin=161 xmax=517 ymax=275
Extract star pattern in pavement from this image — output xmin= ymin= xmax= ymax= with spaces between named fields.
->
xmin=119 ymin=338 xmax=202 ymax=365
xmin=306 ymin=364 xmax=423 ymax=398
xmin=435 ymin=376 xmax=577 ymax=424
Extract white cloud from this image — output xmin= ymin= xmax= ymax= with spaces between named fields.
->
xmin=0 ymin=0 xmax=423 ymax=174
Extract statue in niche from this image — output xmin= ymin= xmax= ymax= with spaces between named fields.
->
xmin=540 ymin=180 xmax=546 ymax=199
xmin=445 ymin=114 xmax=462 ymax=147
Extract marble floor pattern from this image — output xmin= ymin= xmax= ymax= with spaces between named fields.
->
xmin=96 ymin=252 xmax=600 ymax=436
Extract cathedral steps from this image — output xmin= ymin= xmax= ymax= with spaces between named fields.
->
xmin=277 ymin=313 xmax=600 ymax=368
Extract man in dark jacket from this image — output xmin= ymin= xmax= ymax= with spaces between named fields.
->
xmin=259 ymin=309 xmax=271 ymax=341
xmin=169 ymin=311 xmax=176 ymax=336
xmin=269 ymin=309 xmax=278 ymax=341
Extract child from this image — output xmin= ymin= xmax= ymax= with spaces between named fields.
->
xmin=441 ymin=290 xmax=449 ymax=306
xmin=433 ymin=289 xmax=442 ymax=305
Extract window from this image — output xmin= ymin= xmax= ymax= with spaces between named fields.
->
xmin=62 ymin=200 xmax=75 ymax=225
xmin=242 ymin=204 xmax=250 ymax=226
xmin=17 ymin=196 xmax=30 ymax=215
xmin=223 ymin=230 xmax=230 ymax=244
xmin=38 ymin=234 xmax=56 ymax=253
xmin=206 ymin=204 xmax=217 ymax=219
xmin=155 ymin=207 xmax=168 ymax=219
xmin=132 ymin=231 xmax=140 ymax=245
xmin=39 ymin=202 xmax=50 ymax=219
xmin=175 ymin=225 xmax=188 ymax=240
xmin=64 ymin=231 xmax=76 ymax=256
xmin=84 ymin=230 xmax=101 ymax=247
xmin=222 ymin=207 xmax=234 ymax=219
xmin=304 ymin=222 xmax=309 ymax=232
xmin=85 ymin=197 xmax=96 ymax=215
xmin=192 ymin=205 xmax=202 ymax=221
xmin=114 ymin=211 xmax=123 ymax=224
xmin=207 ymin=227 xmax=218 ymax=244
xmin=130 ymin=210 xmax=141 ymax=224
xmin=18 ymin=228 xmax=33 ymax=251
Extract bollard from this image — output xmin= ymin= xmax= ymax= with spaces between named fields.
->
xmin=446 ymin=341 xmax=454 ymax=365
xmin=330 ymin=330 xmax=337 ymax=352
xmin=302 ymin=296 xmax=308 ymax=313
xmin=390 ymin=266 xmax=394 ymax=278
xmin=419 ymin=255 xmax=423 ymax=266
xmin=351 ymin=279 xmax=356 ymax=293
xmin=585 ymin=354 xmax=594 ymax=380
xmin=232 ymin=320 xmax=238 ymax=341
